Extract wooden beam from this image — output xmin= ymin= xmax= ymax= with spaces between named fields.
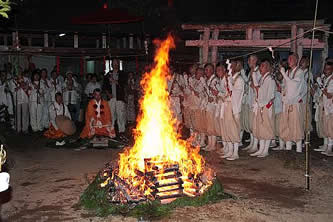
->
xmin=0 ymin=47 xmax=146 ymax=57
xmin=291 ymin=24 xmax=297 ymax=53
xmin=185 ymin=39 xmax=325 ymax=49
xmin=202 ymin=27 xmax=210 ymax=64
xmin=181 ymin=20 xmax=329 ymax=31
xmin=211 ymin=29 xmax=219 ymax=65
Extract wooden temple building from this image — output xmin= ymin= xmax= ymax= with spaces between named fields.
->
xmin=0 ymin=6 xmax=149 ymax=75
xmin=181 ymin=20 xmax=331 ymax=72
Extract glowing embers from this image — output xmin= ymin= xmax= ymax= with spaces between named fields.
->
xmin=100 ymin=158 xmax=215 ymax=205
xmin=101 ymin=164 xmax=146 ymax=204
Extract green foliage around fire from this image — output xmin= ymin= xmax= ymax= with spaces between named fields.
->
xmin=79 ymin=173 xmax=233 ymax=219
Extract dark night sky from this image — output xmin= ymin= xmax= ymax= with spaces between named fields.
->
xmin=2 ymin=0 xmax=333 ymax=32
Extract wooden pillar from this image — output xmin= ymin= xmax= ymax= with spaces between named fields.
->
xmin=122 ymin=37 xmax=127 ymax=48
xmin=202 ymin=27 xmax=210 ymax=64
xmin=96 ymin=39 xmax=100 ymax=48
xmin=321 ymin=32 xmax=329 ymax=72
xmin=211 ymin=29 xmax=219 ymax=65
xmin=52 ymin=37 xmax=55 ymax=48
xmin=246 ymin=27 xmax=253 ymax=40
xmin=291 ymin=24 xmax=297 ymax=53
xmin=129 ymin=34 xmax=134 ymax=49
xmin=28 ymin=36 xmax=32 ymax=47
xmin=137 ymin=37 xmax=141 ymax=49
xmin=12 ymin=32 xmax=16 ymax=47
xmin=74 ymin=33 xmax=78 ymax=48
xmin=297 ymin=28 xmax=304 ymax=62
xmin=252 ymin=29 xmax=260 ymax=40
xmin=199 ymin=34 xmax=203 ymax=64
xmin=102 ymin=34 xmax=106 ymax=48
xmin=44 ymin=33 xmax=49 ymax=47
xmin=3 ymin=35 xmax=7 ymax=46
xmin=116 ymin=39 xmax=120 ymax=49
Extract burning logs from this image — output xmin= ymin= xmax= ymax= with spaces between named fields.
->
xmin=100 ymin=159 xmax=215 ymax=205
xmin=144 ymin=158 xmax=184 ymax=204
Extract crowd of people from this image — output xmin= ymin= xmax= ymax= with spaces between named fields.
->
xmin=168 ymin=53 xmax=333 ymax=160
xmin=0 ymin=53 xmax=332 ymax=160
xmin=0 ymin=59 xmax=138 ymax=144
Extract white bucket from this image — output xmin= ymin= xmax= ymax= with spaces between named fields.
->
xmin=0 ymin=172 xmax=10 ymax=192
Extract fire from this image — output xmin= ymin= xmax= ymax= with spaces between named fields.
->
xmin=100 ymin=35 xmax=213 ymax=204
xmin=116 ymin=34 xmax=211 ymax=197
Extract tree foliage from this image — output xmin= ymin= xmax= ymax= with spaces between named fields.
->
xmin=0 ymin=0 xmax=10 ymax=18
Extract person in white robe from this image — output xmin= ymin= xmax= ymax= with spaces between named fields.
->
xmin=84 ymin=74 xmax=101 ymax=99
xmin=221 ymin=60 xmax=244 ymax=160
xmin=28 ymin=71 xmax=46 ymax=132
xmin=299 ymin=56 xmax=313 ymax=135
xmin=191 ymin=67 xmax=207 ymax=147
xmin=279 ymin=53 xmax=305 ymax=152
xmin=203 ymin=63 xmax=219 ymax=151
xmin=244 ymin=55 xmax=261 ymax=153
xmin=40 ymin=68 xmax=51 ymax=129
xmin=250 ymin=60 xmax=276 ymax=158
xmin=63 ymin=77 xmax=81 ymax=122
xmin=168 ymin=71 xmax=183 ymax=126
xmin=0 ymin=72 xmax=14 ymax=124
xmin=214 ymin=62 xmax=228 ymax=155
xmin=10 ymin=74 xmax=30 ymax=133
xmin=313 ymin=73 xmax=326 ymax=150
xmin=313 ymin=62 xmax=333 ymax=156
xmin=49 ymin=71 xmax=63 ymax=103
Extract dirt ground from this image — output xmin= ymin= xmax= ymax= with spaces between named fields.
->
xmin=1 ymin=129 xmax=333 ymax=222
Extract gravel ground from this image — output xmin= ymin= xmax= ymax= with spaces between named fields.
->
xmin=0 ymin=129 xmax=332 ymax=222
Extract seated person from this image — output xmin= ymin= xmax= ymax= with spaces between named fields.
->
xmin=80 ymin=88 xmax=115 ymax=139
xmin=44 ymin=92 xmax=71 ymax=144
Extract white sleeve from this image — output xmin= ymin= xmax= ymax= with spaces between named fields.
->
xmin=231 ymin=78 xmax=244 ymax=114
xmin=241 ymin=69 xmax=248 ymax=82
xmin=49 ymin=104 xmax=58 ymax=130
xmin=280 ymin=68 xmax=302 ymax=83
xmin=252 ymin=71 xmax=260 ymax=87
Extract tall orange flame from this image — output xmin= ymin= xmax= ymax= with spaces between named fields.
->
xmin=118 ymin=35 xmax=206 ymax=194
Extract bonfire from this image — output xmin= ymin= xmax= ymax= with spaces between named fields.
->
xmin=100 ymin=35 xmax=214 ymax=205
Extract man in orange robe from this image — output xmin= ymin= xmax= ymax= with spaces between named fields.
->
xmin=80 ymin=88 xmax=115 ymax=139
